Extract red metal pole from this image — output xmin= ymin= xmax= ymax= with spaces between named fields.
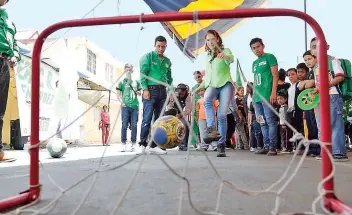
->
xmin=25 ymin=7 xmax=335 ymax=210
xmin=0 ymin=8 xmax=349 ymax=214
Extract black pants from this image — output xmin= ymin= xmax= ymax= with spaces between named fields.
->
xmin=304 ymin=109 xmax=320 ymax=154
xmin=225 ymin=113 xmax=236 ymax=148
xmin=280 ymin=125 xmax=293 ymax=151
xmin=0 ymin=58 xmax=10 ymax=150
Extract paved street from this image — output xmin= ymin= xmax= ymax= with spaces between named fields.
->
xmin=1 ymin=144 xmax=351 ymax=215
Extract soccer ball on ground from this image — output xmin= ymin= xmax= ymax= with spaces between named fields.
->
xmin=151 ymin=115 xmax=186 ymax=150
xmin=47 ymin=138 xmax=67 ymax=158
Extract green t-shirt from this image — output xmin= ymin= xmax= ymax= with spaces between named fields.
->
xmin=252 ymin=53 xmax=278 ymax=103
xmin=199 ymin=48 xmax=234 ymax=89
xmin=117 ymin=78 xmax=142 ymax=109
xmin=139 ymin=51 xmax=173 ymax=90
xmin=0 ymin=9 xmax=20 ymax=61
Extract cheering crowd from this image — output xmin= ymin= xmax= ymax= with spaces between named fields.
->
xmin=102 ymin=31 xmax=350 ymax=162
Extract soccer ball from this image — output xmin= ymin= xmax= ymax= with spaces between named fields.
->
xmin=151 ymin=115 xmax=186 ymax=149
xmin=47 ymin=138 xmax=67 ymax=158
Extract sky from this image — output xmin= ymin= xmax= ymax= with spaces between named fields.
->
xmin=6 ymin=0 xmax=352 ymax=87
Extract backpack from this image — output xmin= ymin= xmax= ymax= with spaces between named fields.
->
xmin=329 ymin=57 xmax=352 ymax=101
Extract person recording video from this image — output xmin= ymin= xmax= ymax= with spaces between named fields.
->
xmin=165 ymin=83 xmax=192 ymax=151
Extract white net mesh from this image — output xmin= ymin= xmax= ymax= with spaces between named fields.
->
xmin=1 ymin=9 xmax=351 ymax=215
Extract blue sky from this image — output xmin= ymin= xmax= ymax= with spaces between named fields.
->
xmin=6 ymin=0 xmax=351 ymax=87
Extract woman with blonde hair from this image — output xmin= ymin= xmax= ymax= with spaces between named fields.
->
xmin=199 ymin=29 xmax=235 ymax=157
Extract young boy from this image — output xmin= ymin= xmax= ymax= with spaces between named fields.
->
xmin=196 ymin=88 xmax=219 ymax=151
xmin=300 ymin=38 xmax=348 ymax=162
xmin=277 ymin=91 xmax=293 ymax=153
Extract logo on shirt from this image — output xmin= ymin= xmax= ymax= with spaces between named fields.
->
xmin=258 ymin=61 xmax=267 ymax=66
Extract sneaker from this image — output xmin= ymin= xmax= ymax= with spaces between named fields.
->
xmin=281 ymin=149 xmax=292 ymax=154
xmin=203 ymin=127 xmax=221 ymax=144
xmin=208 ymin=145 xmax=217 ymax=151
xmin=267 ymin=149 xmax=277 ymax=156
xmin=178 ymin=145 xmax=187 ymax=151
xmin=136 ymin=145 xmax=146 ymax=155
xmin=217 ymin=144 xmax=226 ymax=157
xmin=333 ymin=154 xmax=349 ymax=162
xmin=147 ymin=147 xmax=167 ymax=155
xmin=250 ymin=147 xmax=256 ymax=152
xmin=121 ymin=144 xmax=127 ymax=152
xmin=255 ymin=148 xmax=269 ymax=154
xmin=131 ymin=142 xmax=136 ymax=152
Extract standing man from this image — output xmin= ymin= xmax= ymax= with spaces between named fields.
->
xmin=0 ymin=0 xmax=21 ymax=161
xmin=116 ymin=64 xmax=141 ymax=152
xmin=137 ymin=35 xmax=173 ymax=155
xmin=250 ymin=37 xmax=279 ymax=156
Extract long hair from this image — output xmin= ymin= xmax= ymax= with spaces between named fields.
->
xmin=205 ymin=30 xmax=224 ymax=53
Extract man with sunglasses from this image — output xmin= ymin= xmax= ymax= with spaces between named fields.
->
xmin=137 ymin=35 xmax=173 ymax=155
xmin=0 ymin=0 xmax=21 ymax=161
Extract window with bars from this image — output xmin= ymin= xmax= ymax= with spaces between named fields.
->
xmin=87 ymin=49 xmax=96 ymax=74
xmin=105 ymin=63 xmax=114 ymax=83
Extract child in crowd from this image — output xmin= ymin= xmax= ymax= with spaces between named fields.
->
xmin=235 ymin=86 xmax=249 ymax=150
xmin=196 ymin=88 xmax=219 ymax=151
xmin=300 ymin=38 xmax=348 ymax=161
xmin=99 ymin=105 xmax=110 ymax=146
xmin=246 ymin=82 xmax=263 ymax=152
xmin=277 ymin=91 xmax=293 ymax=153
xmin=286 ymin=68 xmax=305 ymax=154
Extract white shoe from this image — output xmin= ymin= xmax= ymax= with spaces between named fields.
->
xmin=130 ymin=143 xmax=136 ymax=152
xmin=121 ymin=145 xmax=127 ymax=152
xmin=147 ymin=147 xmax=167 ymax=155
xmin=136 ymin=145 xmax=146 ymax=155
xmin=250 ymin=147 xmax=256 ymax=152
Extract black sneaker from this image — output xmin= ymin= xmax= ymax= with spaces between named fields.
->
xmin=267 ymin=149 xmax=277 ymax=156
xmin=217 ymin=144 xmax=226 ymax=157
xmin=254 ymin=148 xmax=269 ymax=155
xmin=333 ymin=154 xmax=349 ymax=162
xmin=203 ymin=126 xmax=221 ymax=144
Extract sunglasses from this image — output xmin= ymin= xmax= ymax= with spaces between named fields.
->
xmin=195 ymin=75 xmax=202 ymax=79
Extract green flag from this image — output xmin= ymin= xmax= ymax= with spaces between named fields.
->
xmin=236 ymin=59 xmax=243 ymax=87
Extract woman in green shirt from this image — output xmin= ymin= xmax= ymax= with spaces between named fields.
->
xmin=199 ymin=30 xmax=235 ymax=157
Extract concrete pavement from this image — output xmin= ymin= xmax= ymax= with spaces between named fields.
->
xmin=0 ymin=144 xmax=351 ymax=215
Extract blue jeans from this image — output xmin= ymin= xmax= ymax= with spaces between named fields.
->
xmin=315 ymin=94 xmax=346 ymax=155
xmin=254 ymin=101 xmax=278 ymax=150
xmin=204 ymin=81 xmax=234 ymax=145
xmin=121 ymin=106 xmax=139 ymax=144
xmin=140 ymin=86 xmax=167 ymax=148
xmin=250 ymin=116 xmax=263 ymax=148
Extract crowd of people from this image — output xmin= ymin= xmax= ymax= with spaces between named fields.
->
xmin=100 ymin=31 xmax=350 ymax=162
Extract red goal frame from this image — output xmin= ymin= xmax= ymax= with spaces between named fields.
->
xmin=0 ymin=8 xmax=351 ymax=214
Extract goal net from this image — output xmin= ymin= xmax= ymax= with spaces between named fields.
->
xmin=0 ymin=8 xmax=351 ymax=215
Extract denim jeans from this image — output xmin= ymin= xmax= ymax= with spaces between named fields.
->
xmin=204 ymin=81 xmax=234 ymax=145
xmin=140 ymin=86 xmax=167 ymax=148
xmin=121 ymin=106 xmax=139 ymax=144
xmin=250 ymin=116 xmax=263 ymax=148
xmin=254 ymin=101 xmax=278 ymax=150
xmin=315 ymin=94 xmax=346 ymax=155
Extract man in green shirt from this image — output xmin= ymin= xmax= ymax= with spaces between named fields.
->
xmin=137 ymin=35 xmax=173 ymax=155
xmin=0 ymin=0 xmax=21 ymax=161
xmin=116 ymin=64 xmax=141 ymax=152
xmin=250 ymin=38 xmax=279 ymax=156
